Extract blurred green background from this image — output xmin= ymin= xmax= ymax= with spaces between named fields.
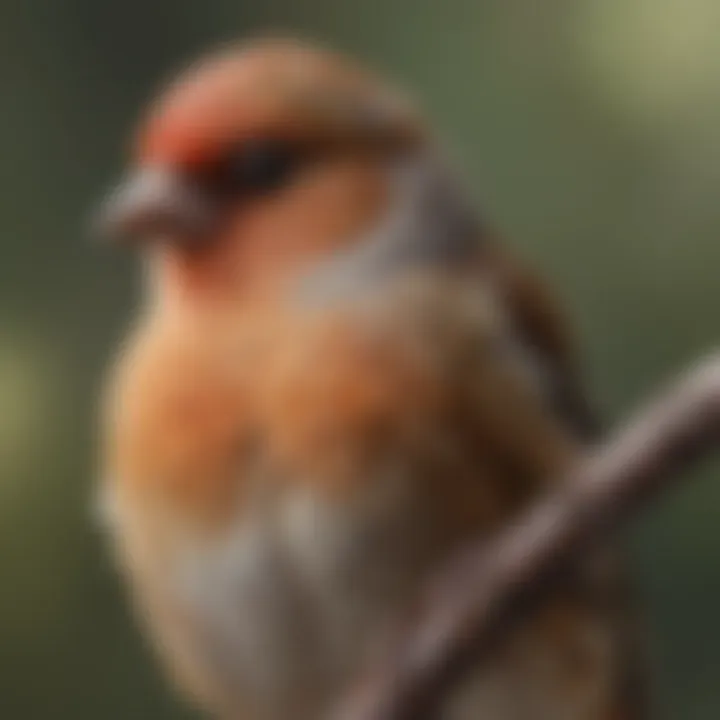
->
xmin=1 ymin=0 xmax=719 ymax=717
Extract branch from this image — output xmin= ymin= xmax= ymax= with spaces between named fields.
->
xmin=334 ymin=353 xmax=720 ymax=720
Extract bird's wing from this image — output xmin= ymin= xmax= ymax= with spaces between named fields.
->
xmin=479 ymin=240 xmax=601 ymax=440
xmin=476 ymin=244 xmax=650 ymax=719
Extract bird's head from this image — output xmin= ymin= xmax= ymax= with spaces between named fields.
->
xmin=97 ymin=39 xmax=434 ymax=307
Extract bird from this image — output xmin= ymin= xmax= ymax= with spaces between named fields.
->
xmin=96 ymin=38 xmax=644 ymax=720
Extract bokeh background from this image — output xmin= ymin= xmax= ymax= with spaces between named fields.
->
xmin=1 ymin=0 xmax=719 ymax=717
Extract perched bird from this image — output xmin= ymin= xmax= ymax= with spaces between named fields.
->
xmin=97 ymin=39 xmax=643 ymax=720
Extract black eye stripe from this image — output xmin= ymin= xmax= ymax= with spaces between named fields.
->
xmin=205 ymin=130 xmax=414 ymax=199
xmin=222 ymin=139 xmax=302 ymax=195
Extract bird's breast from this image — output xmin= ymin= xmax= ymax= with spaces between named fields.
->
xmin=102 ymin=309 xmax=443 ymax=717
xmin=102 ymin=291 xmax=614 ymax=720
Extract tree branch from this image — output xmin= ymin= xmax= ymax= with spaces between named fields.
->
xmin=334 ymin=353 xmax=720 ymax=720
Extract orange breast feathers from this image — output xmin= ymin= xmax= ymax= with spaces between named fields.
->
xmin=102 ymin=277 xmax=576 ymax=537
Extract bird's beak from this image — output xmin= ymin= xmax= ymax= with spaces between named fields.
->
xmin=94 ymin=167 xmax=215 ymax=244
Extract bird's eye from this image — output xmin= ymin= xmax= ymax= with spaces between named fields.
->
xmin=225 ymin=139 xmax=300 ymax=195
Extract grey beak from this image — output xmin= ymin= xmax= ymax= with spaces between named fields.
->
xmin=94 ymin=167 xmax=215 ymax=243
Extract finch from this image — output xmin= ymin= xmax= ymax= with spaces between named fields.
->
xmin=96 ymin=38 xmax=644 ymax=720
